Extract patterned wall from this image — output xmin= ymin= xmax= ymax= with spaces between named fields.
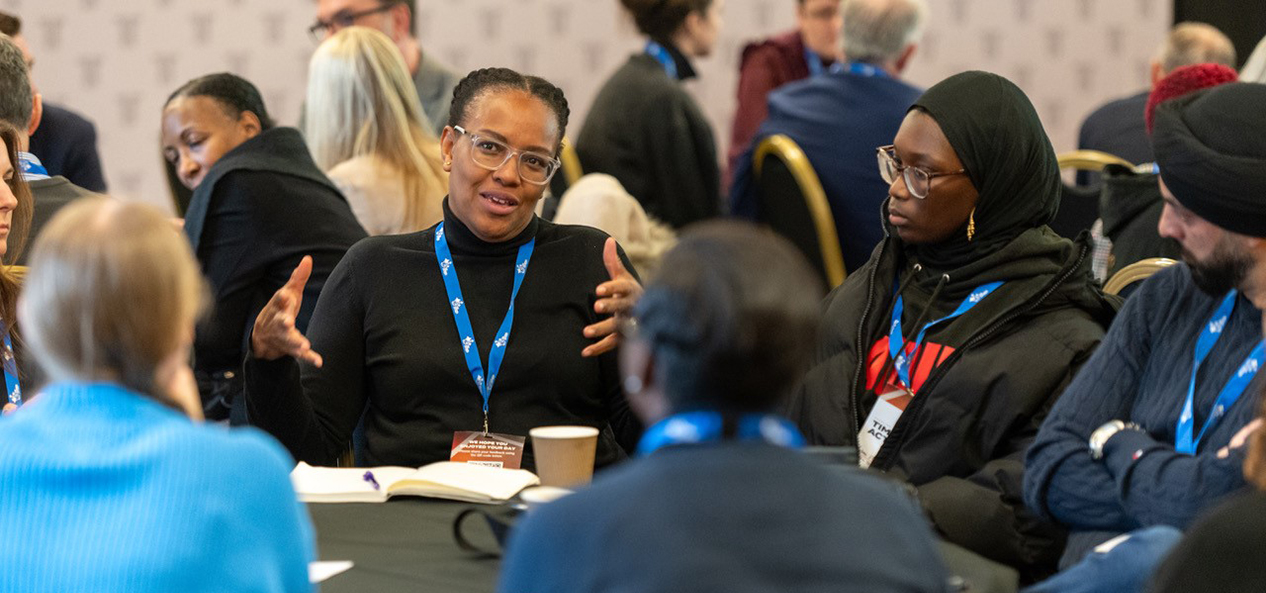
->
xmin=15 ymin=0 xmax=1170 ymax=213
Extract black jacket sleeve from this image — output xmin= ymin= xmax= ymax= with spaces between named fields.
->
xmin=244 ymin=240 xmax=368 ymax=465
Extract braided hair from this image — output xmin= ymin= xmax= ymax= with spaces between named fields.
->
xmin=165 ymin=72 xmax=275 ymax=130
xmin=446 ymin=67 xmax=570 ymax=153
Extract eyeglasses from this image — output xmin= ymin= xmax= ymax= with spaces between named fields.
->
xmin=452 ymin=126 xmax=561 ymax=186
xmin=308 ymin=3 xmax=394 ymax=42
xmin=876 ymin=145 xmax=967 ymax=200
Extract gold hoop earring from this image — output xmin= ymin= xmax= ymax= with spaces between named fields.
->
xmin=967 ymin=208 xmax=976 ymax=241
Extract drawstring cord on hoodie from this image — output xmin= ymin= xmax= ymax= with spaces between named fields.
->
xmin=871 ymin=266 xmax=950 ymax=393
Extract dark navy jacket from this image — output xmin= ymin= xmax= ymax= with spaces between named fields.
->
xmin=1025 ymin=264 xmax=1259 ymax=567
xmin=28 ymin=103 xmax=107 ymax=193
xmin=728 ymin=70 xmax=922 ymax=273
xmin=498 ymin=442 xmax=949 ymax=593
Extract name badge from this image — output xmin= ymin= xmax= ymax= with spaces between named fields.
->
xmin=451 ymin=431 xmax=526 ymax=469
xmin=857 ymin=388 xmax=913 ymax=468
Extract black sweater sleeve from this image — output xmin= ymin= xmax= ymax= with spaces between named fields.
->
xmin=244 ymin=245 xmax=366 ymax=465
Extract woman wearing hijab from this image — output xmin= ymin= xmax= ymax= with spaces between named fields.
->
xmin=788 ymin=71 xmax=1118 ymax=581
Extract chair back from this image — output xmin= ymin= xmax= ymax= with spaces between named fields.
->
xmin=560 ymin=137 xmax=583 ymax=187
xmin=1104 ymin=257 xmax=1177 ymax=296
xmin=753 ymin=135 xmax=846 ymax=288
xmin=5 ymin=265 xmax=26 ymax=285
xmin=1057 ymin=150 xmax=1134 ymax=172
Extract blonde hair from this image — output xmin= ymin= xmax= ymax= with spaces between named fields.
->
xmin=18 ymin=198 xmax=208 ymax=408
xmin=305 ymin=27 xmax=447 ymax=232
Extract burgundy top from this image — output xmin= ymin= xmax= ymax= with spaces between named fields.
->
xmin=727 ymin=30 xmax=821 ymax=186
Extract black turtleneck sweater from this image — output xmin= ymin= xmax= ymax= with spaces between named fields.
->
xmin=244 ymin=201 xmax=642 ymax=471
xmin=576 ymin=42 xmax=720 ymax=229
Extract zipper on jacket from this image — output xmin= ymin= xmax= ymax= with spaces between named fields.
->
xmin=870 ymin=241 xmax=1091 ymax=470
xmin=848 ymin=223 xmax=889 ymax=437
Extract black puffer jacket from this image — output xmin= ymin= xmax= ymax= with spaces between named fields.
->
xmin=788 ymin=225 xmax=1119 ymax=580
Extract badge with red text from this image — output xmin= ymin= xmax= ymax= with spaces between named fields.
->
xmin=450 ymin=431 xmax=526 ymax=469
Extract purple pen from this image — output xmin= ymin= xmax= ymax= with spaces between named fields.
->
xmin=362 ymin=470 xmax=380 ymax=491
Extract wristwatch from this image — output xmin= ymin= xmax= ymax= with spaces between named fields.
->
xmin=1088 ymin=420 xmax=1143 ymax=460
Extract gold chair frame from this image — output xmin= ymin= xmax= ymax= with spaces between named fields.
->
xmin=753 ymin=135 xmax=846 ymax=287
xmin=1104 ymin=257 xmax=1177 ymax=296
xmin=1057 ymin=150 xmax=1135 ymax=172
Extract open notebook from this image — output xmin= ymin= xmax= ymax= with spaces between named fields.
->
xmin=291 ymin=461 xmax=539 ymax=504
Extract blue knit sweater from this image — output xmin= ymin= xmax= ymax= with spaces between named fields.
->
xmin=0 ymin=382 xmax=314 ymax=592
xmin=1024 ymin=265 xmax=1260 ymax=564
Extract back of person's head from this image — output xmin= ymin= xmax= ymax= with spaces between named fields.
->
xmin=447 ymin=67 xmax=570 ymax=153
xmin=19 ymin=198 xmax=208 ymax=412
xmin=1144 ymin=63 xmax=1237 ymax=134
xmin=307 ymin=27 xmax=434 ymax=165
xmin=307 ymin=27 xmax=444 ymax=231
xmin=1158 ymin=22 xmax=1236 ymax=74
xmin=165 ymin=72 xmax=275 ymax=131
xmin=841 ymin=0 xmax=927 ymax=65
xmin=619 ymin=0 xmax=713 ymax=41
xmin=632 ymin=221 xmax=822 ymax=413
xmin=0 ymin=34 xmax=31 ymax=132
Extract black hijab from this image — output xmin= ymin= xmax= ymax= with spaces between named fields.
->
xmin=905 ymin=71 xmax=1061 ymax=270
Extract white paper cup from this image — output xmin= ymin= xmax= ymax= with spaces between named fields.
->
xmin=529 ymin=425 xmax=599 ymax=488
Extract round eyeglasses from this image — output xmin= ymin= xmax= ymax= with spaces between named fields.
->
xmin=453 ymin=126 xmax=561 ymax=186
xmin=876 ymin=145 xmax=967 ymax=199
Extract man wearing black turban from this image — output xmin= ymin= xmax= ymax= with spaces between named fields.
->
xmin=1026 ymin=83 xmax=1266 ymax=588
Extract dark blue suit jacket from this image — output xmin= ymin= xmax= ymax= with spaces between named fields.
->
xmin=28 ymin=103 xmax=107 ymax=193
xmin=1075 ymin=91 xmax=1151 ymax=187
xmin=729 ymin=71 xmax=922 ymax=273
xmin=498 ymin=442 xmax=948 ymax=593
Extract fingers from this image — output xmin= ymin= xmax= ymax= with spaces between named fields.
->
xmin=595 ymin=277 xmax=640 ymax=298
xmin=582 ymin=334 xmax=619 ymax=358
xmin=285 ymin=255 xmax=315 ymax=295
xmin=1231 ymin=419 xmax=1263 ymax=449
xmin=602 ymin=238 xmax=629 ymax=280
xmin=583 ymin=317 xmax=616 ymax=340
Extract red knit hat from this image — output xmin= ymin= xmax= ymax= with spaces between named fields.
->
xmin=1145 ymin=63 xmax=1238 ymax=134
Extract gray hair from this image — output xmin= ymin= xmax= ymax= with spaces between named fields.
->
xmin=0 ymin=34 xmax=30 ymax=131
xmin=1159 ymin=22 xmax=1236 ymax=74
xmin=842 ymin=0 xmax=928 ymax=64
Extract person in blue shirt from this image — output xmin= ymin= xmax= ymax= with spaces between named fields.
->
xmin=729 ymin=0 xmax=927 ymax=273
xmin=498 ymin=221 xmax=949 ymax=593
xmin=1024 ymin=83 xmax=1266 ymax=591
xmin=0 ymin=197 xmax=314 ymax=593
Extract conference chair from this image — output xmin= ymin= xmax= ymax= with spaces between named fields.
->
xmin=560 ymin=137 xmax=583 ymax=187
xmin=1052 ymin=150 xmax=1136 ymax=240
xmin=1104 ymin=257 xmax=1177 ymax=296
xmin=752 ymin=134 xmax=846 ymax=288
xmin=5 ymin=265 xmax=26 ymax=284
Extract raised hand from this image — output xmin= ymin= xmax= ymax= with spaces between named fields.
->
xmin=251 ymin=256 xmax=324 ymax=367
xmin=582 ymin=238 xmax=643 ymax=357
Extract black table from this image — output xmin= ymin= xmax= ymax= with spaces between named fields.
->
xmin=309 ymin=499 xmax=504 ymax=592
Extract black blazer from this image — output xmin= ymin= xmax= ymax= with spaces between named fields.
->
xmin=184 ymin=127 xmax=367 ymax=422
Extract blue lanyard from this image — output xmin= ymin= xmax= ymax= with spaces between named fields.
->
xmin=645 ymin=41 xmax=678 ymax=79
xmin=805 ymin=50 xmax=848 ymax=76
xmin=17 ymin=152 xmax=50 ymax=181
xmin=637 ymin=411 xmax=805 ymax=456
xmin=433 ymin=222 xmax=535 ymax=432
xmin=1176 ymin=290 xmax=1265 ymax=454
xmin=888 ymin=281 xmax=1003 ymax=389
xmin=3 ymin=328 xmax=18 ymax=407
xmin=844 ymin=61 xmax=888 ymax=78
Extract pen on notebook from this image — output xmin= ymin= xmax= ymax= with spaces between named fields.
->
xmin=362 ymin=470 xmax=380 ymax=491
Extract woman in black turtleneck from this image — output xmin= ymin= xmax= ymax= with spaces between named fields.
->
xmin=244 ymin=68 xmax=644 ymax=472
xmin=789 ymin=71 xmax=1120 ymax=582
xmin=576 ymin=0 xmax=725 ymax=229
